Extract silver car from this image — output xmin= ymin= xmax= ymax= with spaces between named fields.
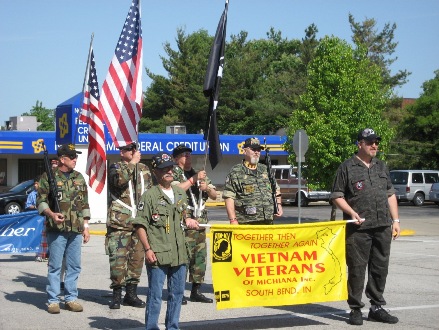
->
xmin=429 ymin=182 xmax=439 ymax=205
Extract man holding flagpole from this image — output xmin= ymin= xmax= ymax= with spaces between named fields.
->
xmin=171 ymin=144 xmax=217 ymax=304
xmin=97 ymin=0 xmax=148 ymax=310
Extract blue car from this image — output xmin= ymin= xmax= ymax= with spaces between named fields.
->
xmin=0 ymin=179 xmax=35 ymax=215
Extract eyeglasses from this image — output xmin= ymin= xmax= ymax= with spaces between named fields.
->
xmin=63 ymin=154 xmax=78 ymax=160
xmin=180 ymin=152 xmax=191 ymax=157
xmin=248 ymin=147 xmax=262 ymax=152
xmin=363 ymin=140 xmax=380 ymax=146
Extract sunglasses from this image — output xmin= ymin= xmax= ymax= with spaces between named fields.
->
xmin=363 ymin=140 xmax=380 ymax=146
xmin=63 ymin=154 xmax=78 ymax=160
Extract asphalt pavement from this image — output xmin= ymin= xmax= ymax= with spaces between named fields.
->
xmin=1 ymin=203 xmax=438 ymax=329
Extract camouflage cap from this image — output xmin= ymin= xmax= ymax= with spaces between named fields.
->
xmin=172 ymin=144 xmax=192 ymax=158
xmin=357 ymin=128 xmax=381 ymax=142
xmin=57 ymin=144 xmax=82 ymax=157
xmin=151 ymin=152 xmax=175 ymax=169
xmin=243 ymin=137 xmax=265 ymax=150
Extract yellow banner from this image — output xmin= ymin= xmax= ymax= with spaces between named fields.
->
xmin=210 ymin=221 xmax=347 ymax=310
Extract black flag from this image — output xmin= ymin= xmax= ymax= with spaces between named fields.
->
xmin=203 ymin=0 xmax=228 ymax=170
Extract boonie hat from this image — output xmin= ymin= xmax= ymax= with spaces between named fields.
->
xmin=172 ymin=144 xmax=192 ymax=158
xmin=118 ymin=142 xmax=137 ymax=151
xmin=357 ymin=128 xmax=381 ymax=142
xmin=151 ymin=152 xmax=176 ymax=169
xmin=57 ymin=144 xmax=82 ymax=157
xmin=243 ymin=137 xmax=264 ymax=150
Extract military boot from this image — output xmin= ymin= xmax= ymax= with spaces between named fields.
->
xmin=123 ymin=284 xmax=146 ymax=308
xmin=190 ymin=283 xmax=213 ymax=303
xmin=109 ymin=287 xmax=122 ymax=309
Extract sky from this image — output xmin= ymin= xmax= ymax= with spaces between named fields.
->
xmin=1 ymin=0 xmax=438 ymax=126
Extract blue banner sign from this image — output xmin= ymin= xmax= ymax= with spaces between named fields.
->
xmin=0 ymin=211 xmax=44 ymax=254
xmin=0 ymin=131 xmax=287 ymax=156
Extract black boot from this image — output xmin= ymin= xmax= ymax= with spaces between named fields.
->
xmin=190 ymin=283 xmax=213 ymax=303
xmin=109 ymin=287 xmax=122 ymax=309
xmin=182 ymin=295 xmax=188 ymax=305
xmin=123 ymin=284 xmax=146 ymax=308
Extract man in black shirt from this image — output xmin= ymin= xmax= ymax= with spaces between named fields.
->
xmin=331 ymin=128 xmax=401 ymax=325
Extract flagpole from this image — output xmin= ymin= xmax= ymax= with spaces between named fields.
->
xmin=202 ymin=0 xmax=229 ymax=170
xmin=74 ymin=33 xmax=94 ymax=144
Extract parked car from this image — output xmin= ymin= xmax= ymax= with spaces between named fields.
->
xmin=0 ymin=179 xmax=35 ymax=215
xmin=429 ymin=182 xmax=439 ymax=205
xmin=390 ymin=170 xmax=439 ymax=206
xmin=271 ymin=165 xmax=330 ymax=206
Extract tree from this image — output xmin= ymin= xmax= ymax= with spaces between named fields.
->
xmin=388 ymin=70 xmax=439 ymax=169
xmin=21 ymin=101 xmax=55 ymax=131
xmin=286 ymin=37 xmax=392 ymax=190
xmin=141 ymin=28 xmax=213 ymax=133
xmin=141 ymin=28 xmax=306 ymax=135
xmin=349 ymin=13 xmax=410 ymax=89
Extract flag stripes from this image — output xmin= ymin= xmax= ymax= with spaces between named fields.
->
xmin=80 ymin=48 xmax=106 ymax=194
xmin=99 ymin=0 xmax=142 ymax=148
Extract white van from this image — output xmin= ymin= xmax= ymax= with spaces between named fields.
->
xmin=390 ymin=170 xmax=439 ymax=206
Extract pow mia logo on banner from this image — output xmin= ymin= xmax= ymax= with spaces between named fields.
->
xmin=215 ymin=290 xmax=231 ymax=302
xmin=212 ymin=231 xmax=232 ymax=262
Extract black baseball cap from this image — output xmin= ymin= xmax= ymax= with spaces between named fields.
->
xmin=151 ymin=152 xmax=176 ymax=169
xmin=57 ymin=144 xmax=82 ymax=157
xmin=172 ymin=144 xmax=192 ymax=158
xmin=118 ymin=142 xmax=137 ymax=151
xmin=243 ymin=137 xmax=264 ymax=150
xmin=357 ymin=128 xmax=381 ymax=142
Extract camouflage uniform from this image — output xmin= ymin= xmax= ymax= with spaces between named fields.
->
xmin=331 ymin=155 xmax=395 ymax=310
xmin=172 ymin=166 xmax=215 ymax=283
xmin=107 ymin=161 xmax=152 ymax=289
xmin=223 ymin=161 xmax=280 ymax=224
xmin=37 ymin=165 xmax=90 ymax=306
xmin=38 ymin=167 xmax=90 ymax=233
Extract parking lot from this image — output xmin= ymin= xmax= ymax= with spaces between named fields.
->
xmin=1 ymin=203 xmax=438 ymax=329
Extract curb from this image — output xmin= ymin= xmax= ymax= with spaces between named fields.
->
xmin=89 ymin=230 xmax=107 ymax=236
xmin=206 ymin=202 xmax=225 ymax=207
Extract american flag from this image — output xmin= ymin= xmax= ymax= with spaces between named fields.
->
xmin=99 ymin=0 xmax=143 ymax=147
xmin=80 ymin=48 xmax=107 ymax=194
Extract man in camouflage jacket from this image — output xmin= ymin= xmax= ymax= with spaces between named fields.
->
xmin=171 ymin=144 xmax=217 ymax=304
xmin=106 ymin=142 xmax=152 ymax=309
xmin=37 ymin=144 xmax=90 ymax=314
xmin=224 ymin=137 xmax=283 ymax=225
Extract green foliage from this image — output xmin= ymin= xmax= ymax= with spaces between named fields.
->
xmin=349 ymin=14 xmax=410 ymax=88
xmin=21 ymin=101 xmax=55 ymax=131
xmin=141 ymin=28 xmax=212 ymax=133
xmin=141 ymin=27 xmax=305 ymax=135
xmin=286 ymin=37 xmax=392 ymax=190
xmin=388 ymin=70 xmax=439 ymax=169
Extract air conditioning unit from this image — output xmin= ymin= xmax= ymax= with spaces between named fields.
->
xmin=166 ymin=125 xmax=186 ymax=134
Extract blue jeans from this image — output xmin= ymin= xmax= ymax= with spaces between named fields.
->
xmin=46 ymin=231 xmax=82 ymax=304
xmin=145 ymin=264 xmax=186 ymax=330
